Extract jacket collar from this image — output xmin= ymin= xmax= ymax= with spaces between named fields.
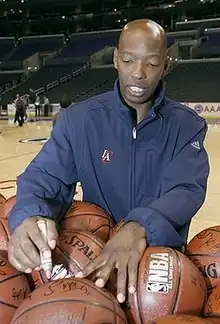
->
xmin=112 ymin=78 xmax=165 ymax=120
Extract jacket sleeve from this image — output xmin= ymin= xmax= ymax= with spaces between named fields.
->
xmin=8 ymin=111 xmax=79 ymax=233
xmin=124 ymin=119 xmax=209 ymax=247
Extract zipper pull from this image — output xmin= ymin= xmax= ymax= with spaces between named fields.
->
xmin=132 ymin=127 xmax=137 ymax=139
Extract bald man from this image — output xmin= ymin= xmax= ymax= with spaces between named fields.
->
xmin=8 ymin=19 xmax=209 ymax=304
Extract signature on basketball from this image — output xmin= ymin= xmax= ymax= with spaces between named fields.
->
xmin=44 ymin=279 xmax=91 ymax=297
xmin=0 ymin=258 xmax=7 ymax=276
xmin=12 ymin=288 xmax=31 ymax=301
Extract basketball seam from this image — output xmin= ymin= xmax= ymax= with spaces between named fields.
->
xmin=62 ymin=212 xmax=114 ymax=228
xmin=171 ymin=249 xmax=182 ymax=314
xmin=0 ymin=219 xmax=10 ymax=238
xmin=71 ymin=202 xmax=111 ymax=215
xmin=0 ymin=299 xmax=18 ymax=309
xmin=135 ymin=264 xmax=143 ymax=324
xmin=76 ymin=278 xmax=115 ymax=303
xmin=204 ymin=314 xmax=220 ymax=319
xmin=12 ymin=297 xmax=126 ymax=322
xmin=0 ymin=273 xmax=25 ymax=285
xmin=55 ymin=245 xmax=81 ymax=273
xmin=187 ymin=253 xmax=220 ymax=257
xmin=59 ymin=230 xmax=104 ymax=248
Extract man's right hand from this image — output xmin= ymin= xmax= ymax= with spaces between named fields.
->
xmin=8 ymin=216 xmax=58 ymax=276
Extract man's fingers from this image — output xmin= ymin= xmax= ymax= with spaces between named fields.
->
xmin=8 ymin=241 xmax=35 ymax=273
xmin=20 ymin=235 xmax=41 ymax=268
xmin=46 ymin=219 xmax=58 ymax=250
xmin=94 ymin=257 xmax=115 ymax=288
xmin=127 ymin=255 xmax=140 ymax=295
xmin=75 ymin=254 xmax=109 ymax=278
xmin=116 ymin=260 xmax=128 ymax=303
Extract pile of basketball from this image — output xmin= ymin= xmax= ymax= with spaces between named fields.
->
xmin=0 ymin=191 xmax=220 ymax=323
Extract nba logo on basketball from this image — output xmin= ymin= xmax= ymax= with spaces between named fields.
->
xmin=101 ymin=150 xmax=113 ymax=163
xmin=146 ymin=252 xmax=174 ymax=294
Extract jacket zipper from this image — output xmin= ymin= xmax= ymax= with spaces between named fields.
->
xmin=130 ymin=127 xmax=137 ymax=211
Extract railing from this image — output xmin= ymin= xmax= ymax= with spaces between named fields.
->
xmin=35 ymin=62 xmax=89 ymax=95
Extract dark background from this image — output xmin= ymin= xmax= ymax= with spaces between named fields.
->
xmin=0 ymin=0 xmax=219 ymax=37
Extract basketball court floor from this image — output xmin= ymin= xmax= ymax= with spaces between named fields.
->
xmin=0 ymin=119 xmax=219 ymax=242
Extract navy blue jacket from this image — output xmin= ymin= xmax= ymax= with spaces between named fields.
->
xmin=8 ymin=80 xmax=209 ymax=248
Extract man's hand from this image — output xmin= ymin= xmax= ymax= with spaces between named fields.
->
xmin=8 ymin=216 xmax=58 ymax=278
xmin=75 ymin=221 xmax=147 ymax=303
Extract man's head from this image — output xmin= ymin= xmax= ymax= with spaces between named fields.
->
xmin=114 ymin=19 xmax=168 ymax=110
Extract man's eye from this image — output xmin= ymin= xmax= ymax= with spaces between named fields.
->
xmin=123 ymin=59 xmax=132 ymax=63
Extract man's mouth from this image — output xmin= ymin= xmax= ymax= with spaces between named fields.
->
xmin=127 ymin=85 xmax=147 ymax=96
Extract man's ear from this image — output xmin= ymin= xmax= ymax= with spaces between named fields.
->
xmin=113 ymin=47 xmax=118 ymax=70
xmin=162 ymin=56 xmax=170 ymax=78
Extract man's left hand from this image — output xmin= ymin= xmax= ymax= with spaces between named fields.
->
xmin=75 ymin=221 xmax=147 ymax=303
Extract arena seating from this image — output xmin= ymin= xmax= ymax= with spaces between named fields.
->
xmin=0 ymin=38 xmax=15 ymax=62
xmin=1 ymin=64 xmax=83 ymax=105
xmin=0 ymin=73 xmax=23 ymax=94
xmin=165 ymin=61 xmax=220 ymax=102
xmin=1 ymin=28 xmax=219 ymax=107
xmin=57 ymin=31 xmax=120 ymax=59
xmin=7 ymin=35 xmax=64 ymax=62
xmin=47 ymin=66 xmax=117 ymax=102
xmin=192 ymin=31 xmax=220 ymax=58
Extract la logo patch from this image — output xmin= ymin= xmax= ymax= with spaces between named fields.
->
xmin=101 ymin=149 xmax=113 ymax=164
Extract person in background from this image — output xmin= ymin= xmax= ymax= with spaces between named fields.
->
xmin=44 ymin=96 xmax=50 ymax=117
xmin=14 ymin=94 xmax=25 ymax=127
xmin=28 ymin=88 xmax=36 ymax=107
xmin=52 ymin=93 xmax=72 ymax=127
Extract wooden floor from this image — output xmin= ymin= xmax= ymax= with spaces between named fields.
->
xmin=0 ymin=119 xmax=219 ymax=242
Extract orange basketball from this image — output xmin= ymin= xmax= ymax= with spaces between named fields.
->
xmin=11 ymin=277 xmax=128 ymax=324
xmin=186 ymin=226 xmax=220 ymax=292
xmin=0 ymin=193 xmax=6 ymax=216
xmin=3 ymin=195 xmax=16 ymax=219
xmin=126 ymin=247 xmax=206 ymax=323
xmin=0 ymin=218 xmax=10 ymax=251
xmin=32 ymin=229 xmax=104 ymax=288
xmin=0 ymin=251 xmax=31 ymax=323
xmin=31 ymin=263 xmax=72 ymax=289
xmin=148 ymin=315 xmax=211 ymax=324
xmin=60 ymin=200 xmax=114 ymax=242
xmin=203 ymin=286 xmax=220 ymax=324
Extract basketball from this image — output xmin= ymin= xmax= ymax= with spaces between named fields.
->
xmin=0 ymin=193 xmax=6 ymax=216
xmin=0 ymin=218 xmax=10 ymax=251
xmin=31 ymin=262 xmax=72 ymax=289
xmin=60 ymin=200 xmax=113 ymax=242
xmin=148 ymin=315 xmax=211 ymax=324
xmin=11 ymin=277 xmax=128 ymax=324
xmin=203 ymin=286 xmax=220 ymax=324
xmin=32 ymin=229 xmax=104 ymax=288
xmin=126 ymin=247 xmax=206 ymax=323
xmin=185 ymin=226 xmax=220 ymax=292
xmin=3 ymin=195 xmax=16 ymax=219
xmin=0 ymin=251 xmax=31 ymax=323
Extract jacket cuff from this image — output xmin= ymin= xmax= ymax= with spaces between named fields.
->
xmin=124 ymin=207 xmax=185 ymax=247
xmin=8 ymin=203 xmax=53 ymax=234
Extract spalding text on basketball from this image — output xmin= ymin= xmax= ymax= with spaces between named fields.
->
xmin=59 ymin=234 xmax=97 ymax=261
xmin=146 ymin=253 xmax=174 ymax=294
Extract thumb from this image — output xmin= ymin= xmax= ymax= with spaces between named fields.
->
xmin=45 ymin=219 xmax=58 ymax=250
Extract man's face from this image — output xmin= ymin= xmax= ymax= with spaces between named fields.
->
xmin=114 ymin=28 xmax=168 ymax=108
